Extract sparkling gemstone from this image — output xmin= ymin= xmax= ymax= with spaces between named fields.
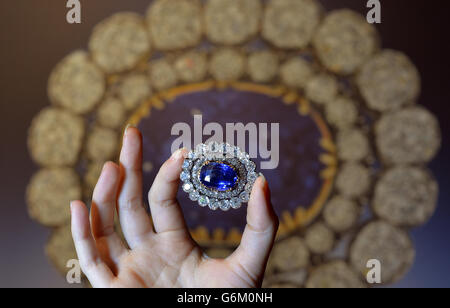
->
xmin=182 ymin=182 xmax=193 ymax=193
xmin=230 ymin=197 xmax=242 ymax=209
xmin=199 ymin=162 xmax=238 ymax=192
xmin=196 ymin=144 xmax=207 ymax=157
xmin=180 ymin=171 xmax=190 ymax=181
xmin=247 ymin=172 xmax=258 ymax=184
xmin=189 ymin=190 xmax=200 ymax=201
xmin=224 ymin=144 xmax=235 ymax=157
xmin=205 ymin=152 xmax=216 ymax=160
xmin=182 ymin=160 xmax=191 ymax=169
xmin=238 ymin=152 xmax=250 ymax=160
xmin=239 ymin=191 xmax=250 ymax=202
xmin=210 ymin=200 xmax=220 ymax=211
xmin=245 ymin=161 xmax=256 ymax=172
xmin=211 ymin=142 xmax=222 ymax=153
xmin=198 ymin=196 xmax=209 ymax=207
xmin=219 ymin=200 xmax=231 ymax=211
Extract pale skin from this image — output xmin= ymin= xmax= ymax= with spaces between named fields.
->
xmin=70 ymin=127 xmax=279 ymax=288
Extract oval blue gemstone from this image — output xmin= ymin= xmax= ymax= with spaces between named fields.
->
xmin=200 ymin=162 xmax=238 ymax=192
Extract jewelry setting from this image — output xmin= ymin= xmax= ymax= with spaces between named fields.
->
xmin=180 ymin=143 xmax=258 ymax=211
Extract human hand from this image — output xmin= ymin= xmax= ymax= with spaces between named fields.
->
xmin=70 ymin=126 xmax=279 ymax=288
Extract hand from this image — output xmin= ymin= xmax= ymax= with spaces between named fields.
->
xmin=70 ymin=126 xmax=279 ymax=288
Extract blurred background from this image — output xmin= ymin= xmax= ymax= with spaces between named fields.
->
xmin=0 ymin=0 xmax=449 ymax=287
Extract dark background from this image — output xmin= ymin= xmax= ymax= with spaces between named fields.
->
xmin=0 ymin=0 xmax=449 ymax=287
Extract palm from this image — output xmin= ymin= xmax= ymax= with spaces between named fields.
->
xmin=110 ymin=232 xmax=199 ymax=288
xmin=111 ymin=234 xmax=257 ymax=288
xmin=70 ymin=127 xmax=278 ymax=288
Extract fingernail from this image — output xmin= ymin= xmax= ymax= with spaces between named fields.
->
xmin=259 ymin=172 xmax=266 ymax=183
xmin=124 ymin=124 xmax=135 ymax=137
xmin=69 ymin=201 xmax=74 ymax=213
xmin=101 ymin=162 xmax=110 ymax=174
xmin=171 ymin=148 xmax=186 ymax=160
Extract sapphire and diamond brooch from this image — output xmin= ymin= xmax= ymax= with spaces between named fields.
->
xmin=180 ymin=143 xmax=258 ymax=211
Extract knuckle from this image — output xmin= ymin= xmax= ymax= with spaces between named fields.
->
xmin=158 ymin=199 xmax=177 ymax=209
xmin=247 ymin=218 xmax=278 ymax=235
xmin=95 ymin=198 xmax=116 ymax=210
xmin=126 ymin=164 xmax=142 ymax=173
xmin=120 ymin=195 xmax=142 ymax=212
xmin=93 ymin=225 xmax=115 ymax=238
xmin=149 ymin=187 xmax=177 ymax=209
xmin=150 ymin=194 xmax=177 ymax=209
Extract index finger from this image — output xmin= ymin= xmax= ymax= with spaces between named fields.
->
xmin=148 ymin=148 xmax=189 ymax=234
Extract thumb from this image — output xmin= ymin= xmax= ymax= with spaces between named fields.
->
xmin=226 ymin=175 xmax=279 ymax=285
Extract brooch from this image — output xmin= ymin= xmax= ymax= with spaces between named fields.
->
xmin=180 ymin=143 xmax=258 ymax=211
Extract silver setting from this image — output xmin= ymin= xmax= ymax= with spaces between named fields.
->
xmin=180 ymin=142 xmax=258 ymax=211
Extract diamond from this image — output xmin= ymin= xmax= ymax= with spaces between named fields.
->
xmin=180 ymin=171 xmax=190 ymax=182
xmin=238 ymin=151 xmax=250 ymax=160
xmin=200 ymin=162 xmax=238 ymax=192
xmin=239 ymin=191 xmax=250 ymax=202
xmin=195 ymin=144 xmax=207 ymax=157
xmin=247 ymin=172 xmax=258 ymax=184
xmin=182 ymin=182 xmax=193 ymax=193
xmin=230 ymin=197 xmax=242 ymax=209
xmin=182 ymin=160 xmax=191 ymax=169
xmin=198 ymin=196 xmax=209 ymax=207
xmin=210 ymin=200 xmax=220 ymax=211
xmin=189 ymin=190 xmax=200 ymax=201
xmin=219 ymin=200 xmax=231 ymax=211
xmin=224 ymin=144 xmax=236 ymax=158
xmin=245 ymin=161 xmax=256 ymax=172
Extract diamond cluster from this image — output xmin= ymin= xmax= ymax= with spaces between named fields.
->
xmin=180 ymin=143 xmax=258 ymax=211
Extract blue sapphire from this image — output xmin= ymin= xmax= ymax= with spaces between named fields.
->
xmin=199 ymin=162 xmax=239 ymax=192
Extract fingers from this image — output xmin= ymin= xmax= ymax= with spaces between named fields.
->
xmin=148 ymin=148 xmax=189 ymax=234
xmin=91 ymin=162 xmax=127 ymax=267
xmin=227 ymin=176 xmax=279 ymax=285
xmin=118 ymin=126 xmax=153 ymax=248
xmin=71 ymin=200 xmax=114 ymax=288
